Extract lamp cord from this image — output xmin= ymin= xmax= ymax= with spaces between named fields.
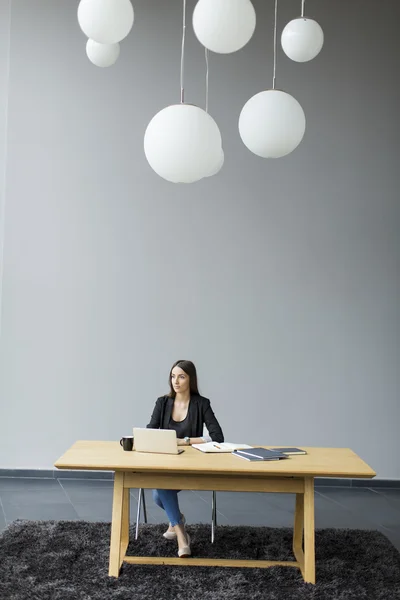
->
xmin=272 ymin=0 xmax=278 ymax=89
xmin=180 ymin=0 xmax=187 ymax=103
xmin=301 ymin=0 xmax=305 ymax=17
xmin=205 ymin=48 xmax=209 ymax=112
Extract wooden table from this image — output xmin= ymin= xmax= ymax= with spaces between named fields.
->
xmin=55 ymin=442 xmax=375 ymax=583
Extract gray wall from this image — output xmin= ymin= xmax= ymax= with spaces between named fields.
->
xmin=0 ymin=0 xmax=399 ymax=477
xmin=0 ymin=0 xmax=10 ymax=337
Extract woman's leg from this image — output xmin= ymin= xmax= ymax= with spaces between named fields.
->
xmin=154 ymin=489 xmax=183 ymax=526
xmin=152 ymin=489 xmax=165 ymax=510
xmin=155 ymin=490 xmax=189 ymax=552
xmin=153 ymin=489 xmax=189 ymax=552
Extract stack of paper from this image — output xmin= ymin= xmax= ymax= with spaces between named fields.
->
xmin=192 ymin=442 xmax=253 ymax=453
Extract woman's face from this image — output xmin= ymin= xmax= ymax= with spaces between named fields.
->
xmin=171 ymin=366 xmax=190 ymax=395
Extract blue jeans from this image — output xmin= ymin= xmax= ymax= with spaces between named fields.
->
xmin=152 ymin=489 xmax=183 ymax=526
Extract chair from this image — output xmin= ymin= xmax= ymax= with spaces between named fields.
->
xmin=135 ymin=488 xmax=218 ymax=543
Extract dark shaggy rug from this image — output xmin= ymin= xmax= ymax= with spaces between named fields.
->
xmin=1 ymin=521 xmax=400 ymax=600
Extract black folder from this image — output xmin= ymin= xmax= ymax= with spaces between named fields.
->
xmin=232 ymin=447 xmax=289 ymax=461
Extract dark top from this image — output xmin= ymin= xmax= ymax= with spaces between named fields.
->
xmin=147 ymin=394 xmax=224 ymax=443
xmin=168 ymin=415 xmax=191 ymax=439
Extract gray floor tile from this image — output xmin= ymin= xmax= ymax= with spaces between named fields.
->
xmin=250 ymin=508 xmax=294 ymax=527
xmin=262 ymin=492 xmax=296 ymax=514
xmin=0 ymin=504 xmax=6 ymax=533
xmin=315 ymin=478 xmax=351 ymax=487
xmin=71 ymin=500 xmax=114 ymax=522
xmin=193 ymin=490 xmax=298 ymax=518
xmin=0 ymin=478 xmax=61 ymax=492
xmin=263 ymin=508 xmax=295 ymax=527
xmin=381 ymin=524 xmax=400 ymax=537
xmin=376 ymin=526 xmax=400 ymax=551
xmin=385 ymin=535 xmax=400 ymax=552
xmin=202 ymin=490 xmax=396 ymax=530
xmin=178 ymin=490 xmax=216 ymax=510
xmin=130 ymin=488 xmax=148 ymax=502
xmin=215 ymin=497 xmax=297 ymax=527
xmin=0 ymin=479 xmax=76 ymax=523
xmin=142 ymin=508 xmax=175 ymax=525
xmin=317 ymin=487 xmax=400 ymax=529
xmin=134 ymin=500 xmax=161 ymax=525
xmin=219 ymin=510 xmax=281 ymax=527
xmin=374 ymin=488 xmax=400 ymax=510
xmin=192 ymin=490 xmax=222 ymax=503
xmin=355 ymin=479 xmax=400 ymax=489
xmin=1 ymin=477 xmax=399 ymax=546
xmin=315 ymin=506 xmax=376 ymax=530
xmin=2 ymin=502 xmax=78 ymax=522
xmin=191 ymin=490 xmax=214 ymax=503
xmin=387 ymin=526 xmax=400 ymax=545
xmin=194 ymin=496 xmax=228 ymax=522
xmin=181 ymin=507 xmax=228 ymax=526
xmin=72 ymin=494 xmax=139 ymax=522
xmin=58 ymin=479 xmax=114 ymax=489
xmin=60 ymin=481 xmax=114 ymax=504
xmin=214 ymin=496 xmax=296 ymax=528
xmin=0 ymin=486 xmax=72 ymax=507
xmin=201 ymin=491 xmax=273 ymax=514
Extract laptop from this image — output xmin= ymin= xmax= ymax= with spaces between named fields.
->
xmin=133 ymin=428 xmax=184 ymax=455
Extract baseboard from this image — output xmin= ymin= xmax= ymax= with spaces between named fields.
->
xmin=0 ymin=469 xmax=113 ymax=480
xmin=0 ymin=469 xmax=399 ymax=488
xmin=315 ymin=477 xmax=400 ymax=488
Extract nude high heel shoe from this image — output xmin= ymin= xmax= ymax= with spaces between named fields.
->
xmin=163 ymin=514 xmax=186 ymax=540
xmin=178 ymin=533 xmax=191 ymax=558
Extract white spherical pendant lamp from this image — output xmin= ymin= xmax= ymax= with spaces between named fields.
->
xmin=239 ymin=90 xmax=306 ymax=158
xmin=144 ymin=104 xmax=222 ymax=183
xmin=86 ymin=39 xmax=120 ymax=67
xmin=281 ymin=18 xmax=324 ymax=62
xmin=192 ymin=0 xmax=256 ymax=54
xmin=206 ymin=148 xmax=224 ymax=177
xmin=78 ymin=0 xmax=134 ymax=44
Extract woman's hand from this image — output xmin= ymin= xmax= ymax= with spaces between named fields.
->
xmin=177 ymin=437 xmax=204 ymax=446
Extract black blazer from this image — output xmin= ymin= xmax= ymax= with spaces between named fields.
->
xmin=147 ymin=394 xmax=224 ymax=443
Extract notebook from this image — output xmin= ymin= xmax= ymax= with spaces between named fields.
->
xmin=232 ymin=447 xmax=289 ymax=461
xmin=192 ymin=442 xmax=253 ymax=453
xmin=232 ymin=453 xmax=265 ymax=462
xmin=270 ymin=447 xmax=307 ymax=455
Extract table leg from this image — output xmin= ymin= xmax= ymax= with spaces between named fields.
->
xmin=293 ymin=492 xmax=304 ymax=572
xmin=120 ymin=487 xmax=130 ymax=563
xmin=109 ymin=472 xmax=129 ymax=578
xmin=303 ymin=477 xmax=316 ymax=584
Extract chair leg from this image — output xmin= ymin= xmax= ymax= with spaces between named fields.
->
xmin=141 ymin=488 xmax=148 ymax=524
xmin=135 ymin=488 xmax=142 ymax=540
xmin=211 ymin=490 xmax=217 ymax=543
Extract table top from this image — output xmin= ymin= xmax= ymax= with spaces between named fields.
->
xmin=54 ymin=441 xmax=376 ymax=479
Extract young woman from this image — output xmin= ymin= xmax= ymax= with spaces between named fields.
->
xmin=147 ymin=359 xmax=224 ymax=558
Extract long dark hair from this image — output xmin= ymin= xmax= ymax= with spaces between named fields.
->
xmin=167 ymin=360 xmax=200 ymax=398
